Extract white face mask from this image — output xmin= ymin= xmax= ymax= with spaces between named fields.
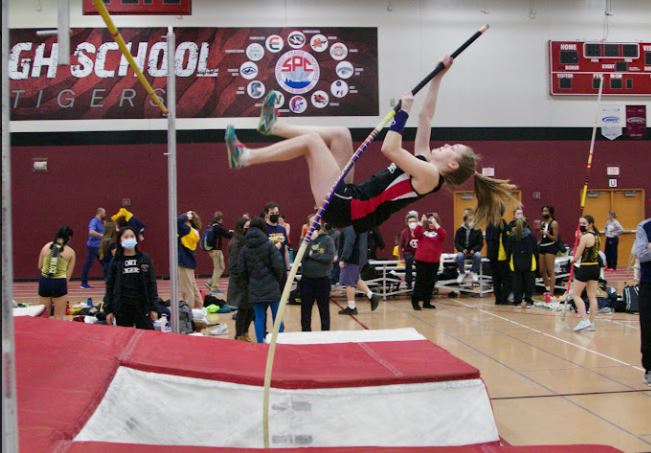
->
xmin=408 ymin=222 xmax=417 ymax=229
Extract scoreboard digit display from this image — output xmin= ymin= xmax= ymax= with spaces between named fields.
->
xmin=549 ymin=40 xmax=651 ymax=96
xmin=83 ymin=0 xmax=191 ymax=15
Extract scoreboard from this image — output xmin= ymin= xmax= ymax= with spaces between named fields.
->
xmin=549 ymin=40 xmax=651 ymax=96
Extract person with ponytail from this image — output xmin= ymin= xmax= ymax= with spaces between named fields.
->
xmin=571 ymin=215 xmax=602 ymax=332
xmin=37 ymin=226 xmax=76 ymax=319
xmin=225 ymin=56 xmax=519 ymax=234
xmin=103 ymin=226 xmax=159 ymax=329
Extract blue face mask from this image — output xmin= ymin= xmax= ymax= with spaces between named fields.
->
xmin=121 ymin=238 xmax=138 ymax=249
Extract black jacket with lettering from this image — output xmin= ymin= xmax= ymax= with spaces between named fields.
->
xmin=103 ymin=251 xmax=158 ymax=315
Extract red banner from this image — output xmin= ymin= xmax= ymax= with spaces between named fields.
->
xmin=82 ymin=0 xmax=192 ymax=15
xmin=9 ymin=27 xmax=378 ymax=120
xmin=626 ymin=105 xmax=647 ymax=139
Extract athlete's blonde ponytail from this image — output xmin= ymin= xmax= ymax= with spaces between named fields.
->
xmin=473 ymin=172 xmax=521 ymax=229
xmin=442 ymin=146 xmax=520 ymax=229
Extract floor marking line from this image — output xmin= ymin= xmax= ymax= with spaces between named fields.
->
xmin=388 ymin=300 xmax=651 ymax=448
xmin=491 ymin=388 xmax=651 ymax=401
xmin=451 ymin=299 xmax=644 ymax=372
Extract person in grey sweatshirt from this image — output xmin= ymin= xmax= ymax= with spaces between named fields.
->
xmin=300 ymin=216 xmax=336 ymax=331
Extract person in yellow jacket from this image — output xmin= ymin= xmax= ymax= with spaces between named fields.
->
xmin=111 ymin=207 xmax=146 ymax=241
xmin=178 ymin=211 xmax=203 ymax=308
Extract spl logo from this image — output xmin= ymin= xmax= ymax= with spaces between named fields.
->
xmin=275 ymin=50 xmax=320 ymax=95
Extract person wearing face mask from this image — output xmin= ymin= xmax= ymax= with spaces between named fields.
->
xmin=486 ymin=206 xmax=512 ymax=305
xmin=399 ymin=211 xmax=420 ymax=290
xmin=300 ymin=215 xmax=336 ymax=331
xmin=454 ymin=214 xmax=484 ymax=284
xmin=571 ymin=215 xmax=601 ymax=332
xmin=178 ymin=210 xmax=203 ymax=309
xmin=103 ymin=226 xmax=159 ymax=329
xmin=538 ymin=205 xmax=560 ymax=296
xmin=411 ymin=212 xmax=447 ymax=310
xmin=80 ymin=208 xmax=106 ymax=289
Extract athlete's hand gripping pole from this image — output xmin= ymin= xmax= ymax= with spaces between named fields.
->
xmin=262 ymin=24 xmax=490 ymax=448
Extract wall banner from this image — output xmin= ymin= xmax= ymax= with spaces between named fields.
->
xmin=9 ymin=27 xmax=378 ymax=120
xmin=625 ymin=105 xmax=646 ymax=140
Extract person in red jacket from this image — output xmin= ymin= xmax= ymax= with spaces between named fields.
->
xmin=411 ymin=212 xmax=447 ymax=310
xmin=399 ymin=211 xmax=419 ymax=289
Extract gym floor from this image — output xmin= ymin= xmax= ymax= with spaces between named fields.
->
xmin=13 ymin=274 xmax=651 ymax=452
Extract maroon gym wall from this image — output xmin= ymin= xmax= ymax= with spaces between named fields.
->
xmin=11 ymin=138 xmax=650 ymax=281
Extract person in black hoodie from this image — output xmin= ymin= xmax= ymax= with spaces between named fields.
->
xmin=507 ymin=218 xmax=538 ymax=308
xmin=104 ymin=226 xmax=159 ymax=329
xmin=454 ymin=214 xmax=484 ymax=284
xmin=485 ymin=207 xmax=512 ymax=305
xmin=238 ymin=217 xmax=285 ymax=343
xmin=228 ymin=217 xmax=253 ymax=341
xmin=206 ymin=211 xmax=233 ymax=293
xmin=300 ymin=215 xmax=336 ymax=331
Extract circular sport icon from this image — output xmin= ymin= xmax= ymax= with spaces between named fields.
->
xmin=275 ymin=50 xmax=320 ymax=95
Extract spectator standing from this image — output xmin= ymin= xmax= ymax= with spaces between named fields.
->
xmin=228 ymin=217 xmax=253 ymax=341
xmin=633 ymin=217 xmax=650 ymax=386
xmin=206 ymin=211 xmax=233 ymax=293
xmin=411 ymin=213 xmax=446 ymax=310
xmin=178 ymin=211 xmax=203 ymax=308
xmin=507 ymin=217 xmax=538 ymax=308
xmin=603 ymin=211 xmax=624 ymax=270
xmin=103 ymin=226 xmax=158 ymax=330
xmin=337 ymin=226 xmax=379 ymax=315
xmin=98 ymin=221 xmax=117 ymax=278
xmin=111 ymin=207 xmax=146 ymax=241
xmin=80 ymin=208 xmax=105 ymax=289
xmin=538 ymin=205 xmax=560 ymax=295
xmin=238 ymin=217 xmax=285 ymax=343
xmin=38 ymin=226 xmax=76 ymax=319
xmin=486 ymin=208 xmax=512 ymax=305
xmin=300 ymin=216 xmax=336 ymax=331
xmin=399 ymin=211 xmax=419 ymax=289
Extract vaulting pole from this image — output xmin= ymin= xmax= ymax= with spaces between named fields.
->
xmin=91 ymin=0 xmax=168 ymax=116
xmin=261 ymin=24 xmax=490 ymax=448
xmin=561 ymin=75 xmax=604 ymax=320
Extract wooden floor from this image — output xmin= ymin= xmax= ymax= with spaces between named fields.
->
xmin=13 ymin=277 xmax=651 ymax=452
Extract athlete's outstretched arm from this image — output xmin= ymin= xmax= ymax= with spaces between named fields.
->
xmin=414 ymin=56 xmax=453 ymax=158
xmin=381 ymin=94 xmax=439 ymax=183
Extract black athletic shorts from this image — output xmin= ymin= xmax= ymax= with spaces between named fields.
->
xmin=322 ymin=184 xmax=353 ymax=229
xmin=38 ymin=276 xmax=68 ymax=298
xmin=574 ymin=264 xmax=600 ymax=282
xmin=539 ymin=242 xmax=559 ymax=255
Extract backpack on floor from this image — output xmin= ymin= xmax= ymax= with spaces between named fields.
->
xmin=623 ymin=285 xmax=640 ymax=313
xmin=178 ymin=300 xmax=195 ymax=334
xmin=200 ymin=228 xmax=216 ymax=251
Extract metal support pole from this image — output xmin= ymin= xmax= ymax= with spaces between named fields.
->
xmin=166 ymin=27 xmax=179 ymax=333
xmin=2 ymin=0 xmax=20 ymax=450
xmin=57 ymin=0 xmax=70 ymax=65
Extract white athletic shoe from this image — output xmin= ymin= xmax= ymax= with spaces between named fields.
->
xmin=456 ymin=273 xmax=466 ymax=284
xmin=209 ymin=324 xmax=228 ymax=336
xmin=573 ymin=319 xmax=592 ymax=332
xmin=471 ymin=272 xmax=480 ymax=283
xmin=586 ymin=322 xmax=596 ymax=332
xmin=644 ymin=371 xmax=651 ymax=387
